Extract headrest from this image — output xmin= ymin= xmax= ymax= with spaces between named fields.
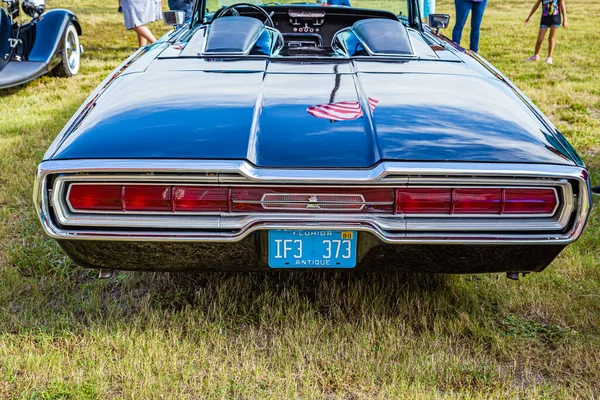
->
xmin=205 ymin=16 xmax=265 ymax=54
xmin=352 ymin=18 xmax=413 ymax=56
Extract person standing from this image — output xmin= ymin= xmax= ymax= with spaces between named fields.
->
xmin=419 ymin=0 xmax=436 ymax=19
xmin=524 ymin=0 xmax=567 ymax=64
xmin=424 ymin=0 xmax=436 ymax=18
xmin=120 ymin=0 xmax=162 ymax=48
xmin=168 ymin=0 xmax=194 ymax=21
xmin=452 ymin=0 xmax=488 ymax=52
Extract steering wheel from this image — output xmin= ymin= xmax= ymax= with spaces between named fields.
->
xmin=213 ymin=3 xmax=275 ymax=28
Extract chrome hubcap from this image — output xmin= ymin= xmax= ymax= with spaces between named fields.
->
xmin=66 ymin=30 xmax=78 ymax=71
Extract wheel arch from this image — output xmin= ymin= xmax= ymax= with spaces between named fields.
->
xmin=27 ymin=9 xmax=81 ymax=66
xmin=70 ymin=16 xmax=83 ymax=36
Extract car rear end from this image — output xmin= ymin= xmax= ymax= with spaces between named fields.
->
xmin=34 ymin=160 xmax=592 ymax=273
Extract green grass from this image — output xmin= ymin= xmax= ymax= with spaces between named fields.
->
xmin=1 ymin=0 xmax=599 ymax=398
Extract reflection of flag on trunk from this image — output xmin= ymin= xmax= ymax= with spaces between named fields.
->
xmin=307 ymin=98 xmax=379 ymax=121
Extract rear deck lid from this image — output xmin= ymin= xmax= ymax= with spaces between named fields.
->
xmin=49 ymin=61 xmax=575 ymax=167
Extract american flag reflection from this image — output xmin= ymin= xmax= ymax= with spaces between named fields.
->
xmin=307 ymin=98 xmax=379 ymax=121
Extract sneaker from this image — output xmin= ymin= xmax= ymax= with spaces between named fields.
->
xmin=525 ymin=55 xmax=540 ymax=61
xmin=545 ymin=57 xmax=553 ymax=64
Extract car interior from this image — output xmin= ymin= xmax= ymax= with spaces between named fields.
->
xmin=183 ymin=4 xmax=422 ymax=58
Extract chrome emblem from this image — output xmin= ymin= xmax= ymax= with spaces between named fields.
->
xmin=306 ymin=195 xmax=320 ymax=209
xmin=260 ymin=193 xmax=366 ymax=211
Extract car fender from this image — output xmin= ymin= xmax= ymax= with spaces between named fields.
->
xmin=423 ymin=27 xmax=584 ymax=168
xmin=27 ymin=9 xmax=81 ymax=68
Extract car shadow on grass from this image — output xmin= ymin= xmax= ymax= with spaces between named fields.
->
xmin=3 ymin=259 xmax=488 ymax=334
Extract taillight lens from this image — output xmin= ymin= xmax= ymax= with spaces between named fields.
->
xmin=396 ymin=188 xmax=557 ymax=215
xmin=453 ymin=189 xmax=502 ymax=214
xmin=173 ymin=187 xmax=229 ymax=212
xmin=68 ymin=184 xmax=229 ymax=213
xmin=68 ymin=184 xmax=122 ymax=211
xmin=503 ymin=188 xmax=557 ymax=214
xmin=396 ymin=189 xmax=451 ymax=214
xmin=123 ymin=185 xmax=172 ymax=211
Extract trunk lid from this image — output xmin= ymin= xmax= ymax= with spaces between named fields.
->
xmin=50 ymin=61 xmax=574 ymax=167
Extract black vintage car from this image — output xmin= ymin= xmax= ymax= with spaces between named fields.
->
xmin=0 ymin=0 xmax=81 ymax=89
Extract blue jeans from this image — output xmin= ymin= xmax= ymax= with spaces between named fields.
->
xmin=452 ymin=0 xmax=488 ymax=52
xmin=168 ymin=0 xmax=194 ymax=21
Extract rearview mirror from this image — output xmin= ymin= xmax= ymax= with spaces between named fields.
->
xmin=428 ymin=14 xmax=451 ymax=32
xmin=163 ymin=10 xmax=185 ymax=27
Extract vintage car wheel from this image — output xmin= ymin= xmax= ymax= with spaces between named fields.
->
xmin=53 ymin=23 xmax=80 ymax=77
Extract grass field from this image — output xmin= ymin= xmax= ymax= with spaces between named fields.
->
xmin=1 ymin=0 xmax=599 ymax=398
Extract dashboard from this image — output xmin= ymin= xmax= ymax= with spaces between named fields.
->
xmin=227 ymin=5 xmax=399 ymax=52
xmin=287 ymin=10 xmax=326 ymax=34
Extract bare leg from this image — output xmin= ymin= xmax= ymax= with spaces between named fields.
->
xmin=534 ymin=28 xmax=548 ymax=56
xmin=136 ymin=33 xmax=148 ymax=48
xmin=547 ymin=26 xmax=558 ymax=58
xmin=133 ymin=25 xmax=157 ymax=46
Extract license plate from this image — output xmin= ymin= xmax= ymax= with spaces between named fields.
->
xmin=268 ymin=230 xmax=357 ymax=268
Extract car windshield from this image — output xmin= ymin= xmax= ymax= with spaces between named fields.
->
xmin=205 ymin=1 xmax=413 ymax=20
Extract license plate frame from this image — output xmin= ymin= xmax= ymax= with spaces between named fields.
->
xmin=268 ymin=230 xmax=357 ymax=269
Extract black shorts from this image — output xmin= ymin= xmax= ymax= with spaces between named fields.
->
xmin=541 ymin=14 xmax=561 ymax=28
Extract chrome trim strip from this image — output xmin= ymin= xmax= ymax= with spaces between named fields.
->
xmin=34 ymin=160 xmax=592 ymax=244
xmin=35 ymin=159 xmax=583 ymax=182
xmin=29 ymin=222 xmax=583 ymax=245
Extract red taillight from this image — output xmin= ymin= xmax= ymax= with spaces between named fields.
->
xmin=396 ymin=188 xmax=557 ymax=215
xmin=68 ymin=184 xmax=229 ymax=213
xmin=396 ymin=189 xmax=451 ymax=214
xmin=503 ymin=188 xmax=557 ymax=214
xmin=68 ymin=184 xmax=558 ymax=216
xmin=453 ymin=189 xmax=502 ymax=214
xmin=68 ymin=184 xmax=122 ymax=211
xmin=231 ymin=187 xmax=394 ymax=213
xmin=123 ymin=185 xmax=172 ymax=211
xmin=173 ymin=187 xmax=229 ymax=212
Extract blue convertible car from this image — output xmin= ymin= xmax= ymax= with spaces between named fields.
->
xmin=34 ymin=0 xmax=592 ymax=276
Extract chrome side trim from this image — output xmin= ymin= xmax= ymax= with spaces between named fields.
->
xmin=34 ymin=160 xmax=592 ymax=244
